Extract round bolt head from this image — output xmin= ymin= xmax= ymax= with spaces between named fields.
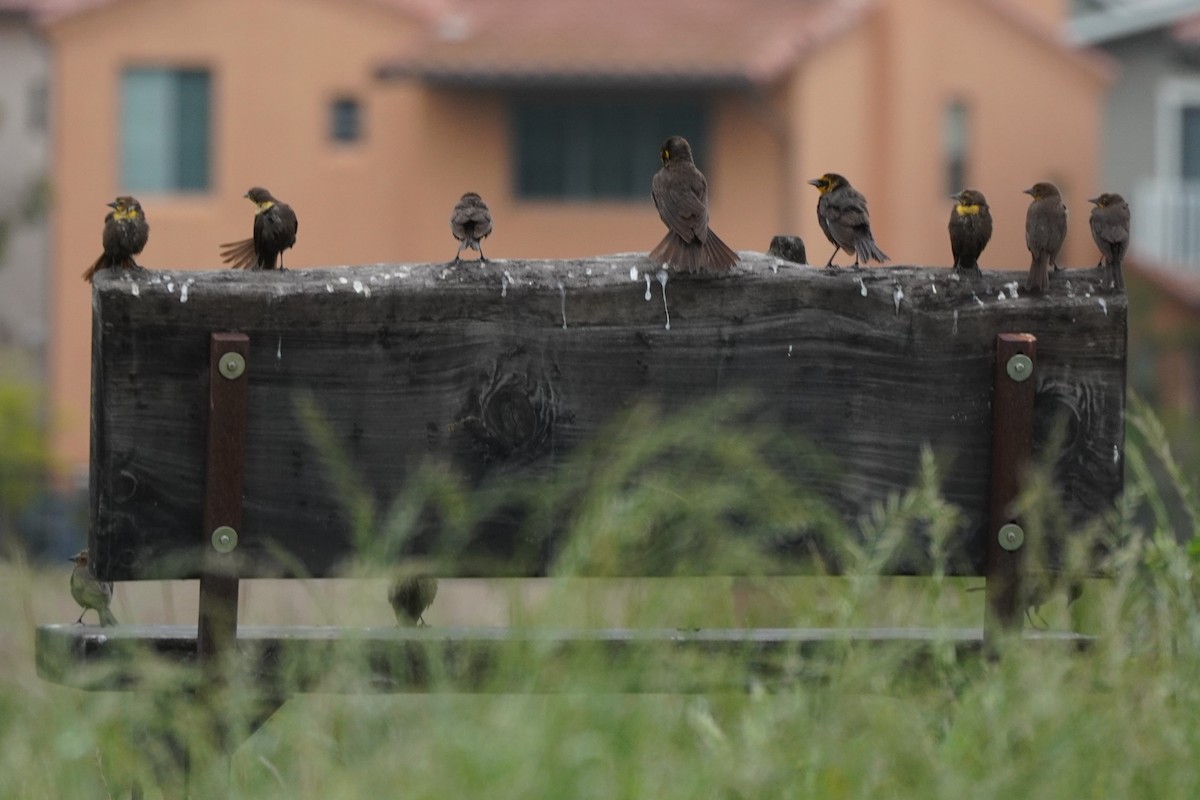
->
xmin=219 ymin=352 xmax=246 ymax=380
xmin=998 ymin=523 xmax=1024 ymax=551
xmin=1006 ymin=354 xmax=1033 ymax=382
xmin=211 ymin=525 xmax=239 ymax=553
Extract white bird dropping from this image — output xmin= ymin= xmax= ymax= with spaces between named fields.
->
xmin=656 ymin=270 xmax=670 ymax=331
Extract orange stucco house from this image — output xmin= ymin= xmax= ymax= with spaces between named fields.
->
xmin=42 ymin=0 xmax=1111 ymax=476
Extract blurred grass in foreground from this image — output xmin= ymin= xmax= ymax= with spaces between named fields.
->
xmin=4 ymin=397 xmax=1200 ymax=798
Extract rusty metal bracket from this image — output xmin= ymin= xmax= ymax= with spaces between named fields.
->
xmin=198 ymin=333 xmax=249 ymax=666
xmin=985 ymin=333 xmax=1036 ymax=644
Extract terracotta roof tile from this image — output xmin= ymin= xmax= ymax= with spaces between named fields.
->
xmin=380 ymin=0 xmax=869 ymax=86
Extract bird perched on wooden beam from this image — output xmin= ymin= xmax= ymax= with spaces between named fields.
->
xmin=808 ymin=173 xmax=888 ymax=268
xmin=1023 ymin=182 xmax=1067 ymax=294
xmin=450 ymin=192 xmax=493 ymax=265
xmin=1088 ymin=193 xmax=1129 ymax=291
xmin=948 ymin=189 xmax=993 ymax=275
xmin=389 ymin=575 xmax=439 ymax=627
xmin=220 ymin=187 xmax=298 ymax=270
xmin=69 ymin=549 xmax=118 ymax=626
xmin=650 ymin=135 xmax=739 ymax=273
xmin=82 ymin=196 xmax=149 ymax=283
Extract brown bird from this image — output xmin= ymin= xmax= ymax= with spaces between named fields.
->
xmin=389 ymin=575 xmax=439 ymax=627
xmin=1023 ymin=182 xmax=1067 ymax=294
xmin=450 ymin=192 xmax=493 ymax=265
xmin=948 ymin=189 xmax=993 ymax=275
xmin=219 ymin=187 xmax=298 ymax=270
xmin=69 ymin=549 xmax=117 ymax=626
xmin=650 ymin=135 xmax=739 ymax=273
xmin=808 ymin=173 xmax=888 ymax=268
xmin=1088 ymin=193 xmax=1130 ymax=291
xmin=82 ymin=196 xmax=149 ymax=283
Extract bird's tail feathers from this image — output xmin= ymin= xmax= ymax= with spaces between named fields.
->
xmin=220 ymin=238 xmax=258 ymax=270
xmin=99 ymin=605 xmax=118 ymax=627
xmin=855 ymin=237 xmax=888 ymax=265
xmin=1026 ymin=254 xmax=1050 ymax=294
xmin=82 ymin=254 xmax=106 ymax=283
xmin=650 ymin=231 xmax=739 ymax=274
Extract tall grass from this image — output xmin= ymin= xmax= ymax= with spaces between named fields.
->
xmin=4 ymin=397 xmax=1200 ymax=798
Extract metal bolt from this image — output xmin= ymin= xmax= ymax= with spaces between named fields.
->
xmin=1006 ymin=354 xmax=1033 ymax=382
xmin=218 ymin=352 xmax=246 ymax=380
xmin=998 ymin=523 xmax=1024 ymax=552
xmin=211 ymin=525 xmax=239 ymax=553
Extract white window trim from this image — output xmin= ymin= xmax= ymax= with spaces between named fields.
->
xmin=1156 ymin=76 xmax=1200 ymax=179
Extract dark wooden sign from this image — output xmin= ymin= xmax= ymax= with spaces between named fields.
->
xmin=88 ymin=255 xmax=1125 ymax=580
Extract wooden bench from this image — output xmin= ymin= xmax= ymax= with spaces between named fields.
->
xmin=36 ymin=253 xmax=1124 ymax=784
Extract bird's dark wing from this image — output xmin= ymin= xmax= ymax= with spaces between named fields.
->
xmin=822 ymin=187 xmax=871 ymax=229
xmin=652 ymin=164 xmax=709 ymax=244
xmin=1095 ymin=206 xmax=1129 ymax=247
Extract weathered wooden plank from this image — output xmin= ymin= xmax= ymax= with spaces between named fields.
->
xmin=88 ymin=255 xmax=1126 ymax=580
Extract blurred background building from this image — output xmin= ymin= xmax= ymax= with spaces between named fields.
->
xmin=0 ymin=0 xmax=1195 ymax=554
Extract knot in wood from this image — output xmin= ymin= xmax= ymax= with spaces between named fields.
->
xmin=463 ymin=370 xmax=556 ymax=463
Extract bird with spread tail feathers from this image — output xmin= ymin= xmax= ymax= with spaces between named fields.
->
xmin=69 ymin=549 xmax=118 ymax=626
xmin=450 ymin=192 xmax=493 ymax=265
xmin=1088 ymin=193 xmax=1130 ymax=291
xmin=650 ymin=135 xmax=739 ymax=273
xmin=808 ymin=173 xmax=888 ymax=268
xmin=1023 ymin=181 xmax=1067 ymax=294
xmin=82 ymin=196 xmax=149 ymax=283
xmin=948 ymin=189 xmax=993 ymax=275
xmin=220 ymin=187 xmax=298 ymax=270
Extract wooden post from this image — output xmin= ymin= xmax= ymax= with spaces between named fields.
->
xmin=195 ymin=332 xmax=249 ymax=793
xmin=985 ymin=333 xmax=1036 ymax=644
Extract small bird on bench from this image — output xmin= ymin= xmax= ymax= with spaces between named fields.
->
xmin=650 ymin=135 xmax=739 ymax=273
xmin=1088 ymin=192 xmax=1129 ymax=291
xmin=82 ymin=196 xmax=149 ymax=283
xmin=450 ymin=192 xmax=493 ymax=265
xmin=808 ymin=173 xmax=888 ymax=268
xmin=389 ymin=575 xmax=438 ymax=627
xmin=69 ymin=549 xmax=117 ymax=626
xmin=948 ymin=189 xmax=993 ymax=276
xmin=1023 ymin=181 xmax=1067 ymax=294
xmin=220 ymin=187 xmax=298 ymax=270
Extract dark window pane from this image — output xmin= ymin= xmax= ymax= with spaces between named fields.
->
xmin=121 ymin=67 xmax=210 ymax=192
xmin=331 ymin=97 xmax=361 ymax=143
xmin=1182 ymin=107 xmax=1200 ymax=180
xmin=944 ymin=100 xmax=968 ymax=194
xmin=175 ymin=70 xmax=211 ymax=191
xmin=513 ymin=97 xmax=708 ymax=200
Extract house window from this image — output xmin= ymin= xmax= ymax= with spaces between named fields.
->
xmin=121 ymin=68 xmax=211 ymax=192
xmin=331 ymin=97 xmax=362 ymax=143
xmin=943 ymin=100 xmax=969 ymax=194
xmin=513 ymin=97 xmax=708 ymax=200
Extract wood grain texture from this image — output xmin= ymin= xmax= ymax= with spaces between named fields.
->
xmin=87 ymin=255 xmax=1126 ymax=580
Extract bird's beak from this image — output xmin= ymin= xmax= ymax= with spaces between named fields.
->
xmin=1087 ymin=196 xmax=1100 ymax=205
xmin=106 ymin=201 xmax=118 ymax=209
xmin=950 ymin=194 xmax=961 ymax=201
xmin=1022 ymin=188 xmax=1035 ymax=196
xmin=807 ymin=179 xmax=822 ymax=187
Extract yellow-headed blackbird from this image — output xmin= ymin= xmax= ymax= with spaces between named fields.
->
xmin=1023 ymin=182 xmax=1067 ymax=294
xmin=948 ymin=189 xmax=992 ymax=274
xmin=220 ymin=187 xmax=298 ymax=270
xmin=450 ymin=192 xmax=493 ymax=265
xmin=389 ymin=575 xmax=438 ymax=627
xmin=1088 ymin=193 xmax=1130 ymax=291
xmin=650 ymin=135 xmax=739 ymax=273
xmin=82 ymin=196 xmax=149 ymax=283
xmin=808 ymin=173 xmax=888 ymax=267
xmin=69 ymin=549 xmax=117 ymax=626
